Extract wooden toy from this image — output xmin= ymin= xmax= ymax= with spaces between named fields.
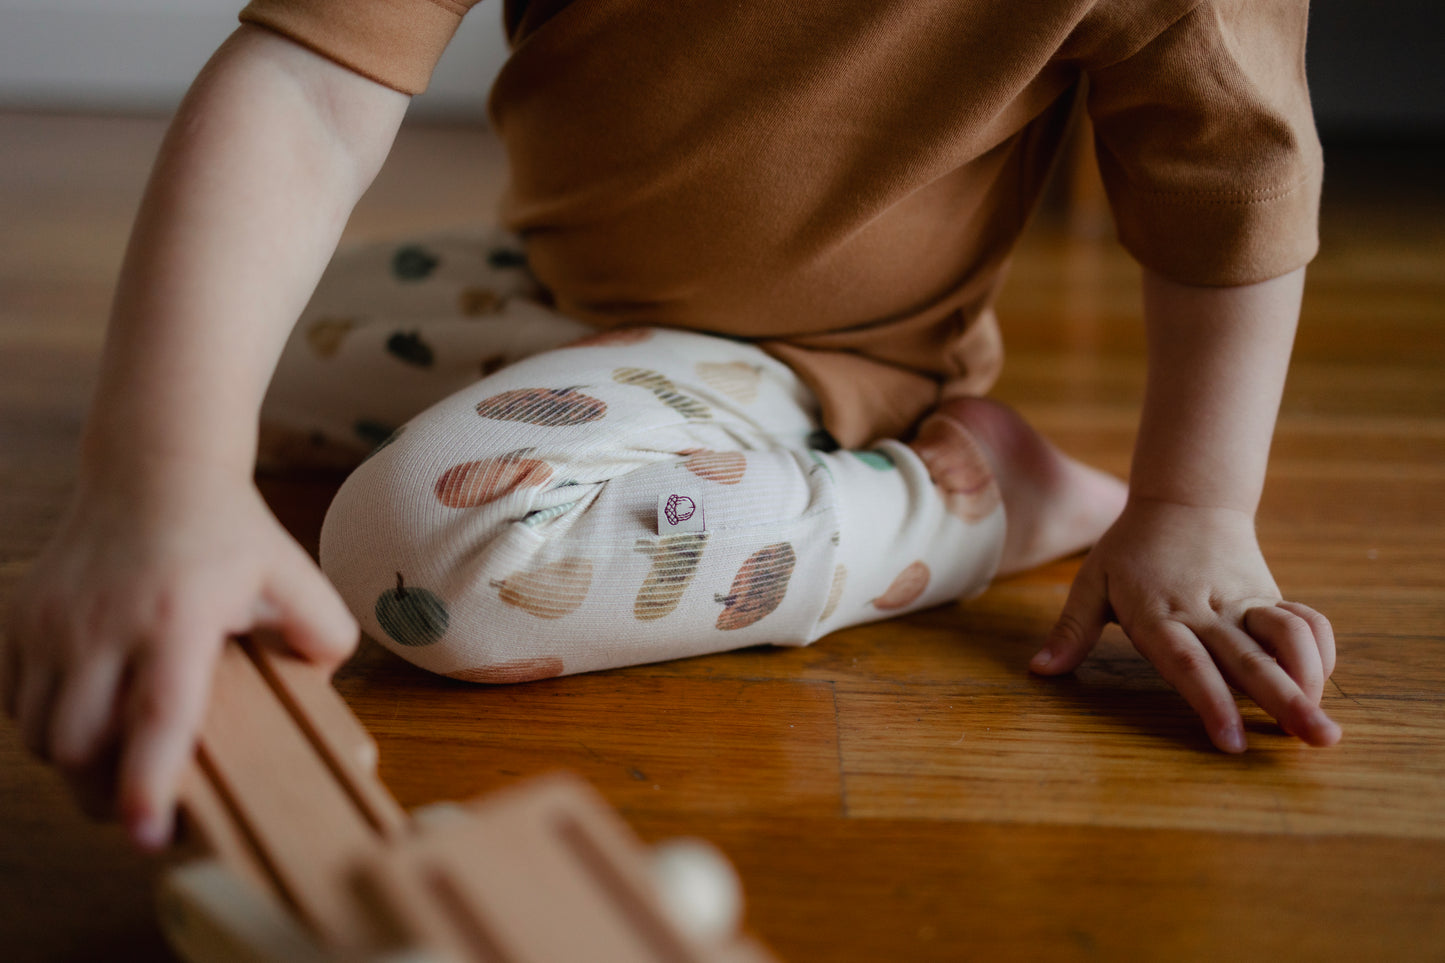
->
xmin=159 ymin=633 xmax=778 ymax=963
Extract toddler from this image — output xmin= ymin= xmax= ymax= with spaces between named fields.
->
xmin=4 ymin=0 xmax=1340 ymax=850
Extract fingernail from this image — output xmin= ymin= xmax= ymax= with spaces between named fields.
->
xmin=1220 ymin=725 xmax=1247 ymax=754
xmin=1030 ymin=648 xmax=1053 ymax=670
xmin=911 ymin=442 xmax=939 ymax=465
xmin=1312 ymin=709 xmax=1343 ymax=744
xmin=132 ymin=813 xmax=170 ymax=852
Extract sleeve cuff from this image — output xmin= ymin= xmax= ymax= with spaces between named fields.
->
xmin=240 ymin=0 xmax=474 ymax=95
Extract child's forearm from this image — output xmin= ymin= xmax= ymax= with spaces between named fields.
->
xmin=82 ymin=25 xmax=407 ymax=484
xmin=1129 ymin=267 xmax=1307 ymax=514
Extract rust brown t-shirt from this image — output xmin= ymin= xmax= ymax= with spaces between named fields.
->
xmin=240 ymin=0 xmax=1322 ymax=447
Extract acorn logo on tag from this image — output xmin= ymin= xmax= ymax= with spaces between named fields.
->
xmin=664 ymin=494 xmax=695 ymax=525
xmin=658 ymin=492 xmax=705 ymax=534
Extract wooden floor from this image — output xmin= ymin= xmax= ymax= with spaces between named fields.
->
xmin=2 ymin=111 xmax=1442 ymax=962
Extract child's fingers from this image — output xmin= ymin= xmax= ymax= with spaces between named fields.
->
xmin=1203 ymin=622 xmax=1341 ymax=747
xmin=1131 ymin=619 xmax=1247 ymax=753
xmin=1032 ymin=561 xmax=1111 ymax=674
xmin=117 ymin=623 xmax=223 ymax=851
xmin=63 ymin=739 xmax=122 ymax=822
xmin=259 ymin=554 xmax=359 ymax=669
xmin=1242 ymin=604 xmax=1326 ymax=704
xmin=16 ymin=662 xmax=58 ymax=759
xmin=1 ymin=620 xmax=20 ymax=718
xmin=48 ymin=649 xmax=126 ymax=771
xmin=1275 ymin=601 xmax=1336 ymax=680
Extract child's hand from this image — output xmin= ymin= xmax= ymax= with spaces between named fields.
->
xmin=1030 ymin=496 xmax=1340 ymax=752
xmin=2 ymin=463 xmax=357 ymax=848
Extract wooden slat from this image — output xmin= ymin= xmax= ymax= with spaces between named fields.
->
xmin=191 ymin=643 xmax=382 ymax=946
xmin=244 ymin=633 xmax=409 ymax=839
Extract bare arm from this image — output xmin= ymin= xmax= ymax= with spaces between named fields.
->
xmin=3 ymin=25 xmax=408 ymax=847
xmin=1033 ymin=266 xmax=1341 ymax=752
xmin=87 ymin=24 xmax=407 ymax=475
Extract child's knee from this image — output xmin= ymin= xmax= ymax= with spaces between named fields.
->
xmin=318 ymin=425 xmax=581 ymax=683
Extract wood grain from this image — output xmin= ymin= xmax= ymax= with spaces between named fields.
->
xmin=2 ymin=111 xmax=1443 ymax=962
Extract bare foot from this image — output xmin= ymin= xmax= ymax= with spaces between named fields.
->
xmin=908 ymin=398 xmax=1128 ymax=576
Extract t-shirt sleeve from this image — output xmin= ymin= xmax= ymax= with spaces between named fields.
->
xmin=1086 ymin=0 xmax=1323 ymax=286
xmin=238 ymin=0 xmax=484 ymax=95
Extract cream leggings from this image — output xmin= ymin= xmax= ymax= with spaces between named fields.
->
xmin=260 ymin=230 xmax=1005 ymax=683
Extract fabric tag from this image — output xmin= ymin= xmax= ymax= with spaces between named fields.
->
xmin=657 ymin=491 xmax=706 ymax=534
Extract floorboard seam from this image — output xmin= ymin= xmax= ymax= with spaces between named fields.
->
xmin=831 ymin=680 xmax=850 ymax=819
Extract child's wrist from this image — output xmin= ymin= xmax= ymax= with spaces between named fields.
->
xmin=79 ymin=429 xmax=256 ymax=492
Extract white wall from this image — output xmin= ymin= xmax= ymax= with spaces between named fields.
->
xmin=0 ymin=0 xmax=506 ymax=117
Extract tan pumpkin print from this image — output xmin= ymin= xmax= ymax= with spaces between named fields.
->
xmin=682 ymin=450 xmax=747 ymax=485
xmin=633 ymin=533 xmax=708 ymax=620
xmin=564 ymin=327 xmax=654 ymax=349
xmin=612 ymin=367 xmax=712 ymax=420
xmin=871 ymin=561 xmax=930 ymax=611
xmin=434 ymin=452 xmax=553 ymax=508
xmin=305 ymin=317 xmax=357 ymax=358
xmin=818 ymin=564 xmax=848 ymax=622
xmin=716 ymin=543 xmax=797 ymax=630
xmin=447 ymin=657 xmax=565 ymax=684
xmin=458 ymin=286 xmax=503 ymax=316
xmin=695 ymin=361 xmax=763 ymax=403
xmin=492 ymin=556 xmax=593 ymax=619
xmin=476 ymin=387 xmax=607 ymax=426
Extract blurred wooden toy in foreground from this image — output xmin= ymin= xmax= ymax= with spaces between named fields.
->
xmin=160 ymin=634 xmax=777 ymax=962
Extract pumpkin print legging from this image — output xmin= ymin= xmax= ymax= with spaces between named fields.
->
xmin=259 ymin=230 xmax=1006 ymax=682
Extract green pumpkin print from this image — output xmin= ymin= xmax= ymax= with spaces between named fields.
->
xmin=634 ymin=533 xmax=708 ymax=621
xmin=612 ymin=367 xmax=712 ymax=420
xmin=392 ymin=244 xmax=440 ymax=281
xmin=487 ymin=247 xmax=528 ymax=269
xmin=851 ymin=449 xmax=896 ymax=470
xmin=386 ymin=330 xmax=435 ymax=367
xmin=475 ymin=387 xmax=607 ymax=426
xmin=716 ymin=543 xmax=796 ymax=630
xmin=375 ymin=572 xmax=449 ymax=647
xmin=354 ymin=419 xmax=399 ymax=449
xmin=359 ymin=424 xmax=405 ymax=463
xmin=806 ymin=429 xmax=840 ymax=452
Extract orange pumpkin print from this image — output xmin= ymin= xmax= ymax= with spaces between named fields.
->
xmin=871 ymin=561 xmax=930 ymax=611
xmin=305 ymin=317 xmax=357 ymax=358
xmin=458 ymin=286 xmax=503 ymax=316
xmin=434 ymin=452 xmax=553 ymax=508
xmin=716 ymin=543 xmax=796 ymax=630
xmin=564 ymin=327 xmax=653 ymax=349
xmin=492 ymin=556 xmax=593 ymax=619
xmin=476 ymin=387 xmax=607 ymax=426
xmin=447 ymin=657 xmax=565 ymax=684
xmin=682 ymin=450 xmax=747 ymax=485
